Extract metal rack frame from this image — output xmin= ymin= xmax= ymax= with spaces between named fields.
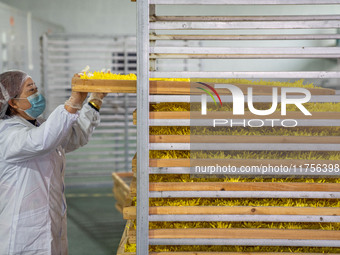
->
xmin=136 ymin=0 xmax=150 ymax=252
xmin=135 ymin=1 xmax=340 ymax=254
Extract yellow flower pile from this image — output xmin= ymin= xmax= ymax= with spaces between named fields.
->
xmin=191 ymin=78 xmax=318 ymax=89
xmin=125 ymin=244 xmax=340 ymax=253
xmin=150 ymin=102 xmax=340 ymax=112
xmin=145 ymin=197 xmax=340 ymax=207
xmin=150 ymin=126 xmax=340 ymax=136
xmin=148 ymin=174 xmax=340 ymax=183
xmin=78 ymin=70 xmax=324 ymax=89
xmin=79 ymin=71 xmax=190 ymax=82
xmin=132 ymin=221 xmax=340 ymax=230
xmin=150 ymin=150 xmax=340 ymax=160
xmin=81 ymin=72 xmax=137 ymax=80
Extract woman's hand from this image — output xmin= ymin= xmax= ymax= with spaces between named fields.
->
xmin=64 ymin=91 xmax=88 ymax=114
xmin=87 ymin=92 xmax=108 ymax=110
xmin=71 ymin=91 xmax=88 ymax=105
xmin=90 ymin=92 xmax=107 ymax=101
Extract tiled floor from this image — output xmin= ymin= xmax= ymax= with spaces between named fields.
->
xmin=66 ymin=186 xmax=126 ymax=255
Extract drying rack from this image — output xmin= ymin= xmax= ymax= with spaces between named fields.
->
xmin=74 ymin=0 xmax=340 ymax=254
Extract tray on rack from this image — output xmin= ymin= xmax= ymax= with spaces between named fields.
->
xmin=112 ymin=172 xmax=134 ymax=214
xmin=126 ymin=228 xmax=340 ymax=245
xmin=71 ymin=75 xmax=336 ymax=95
xmin=116 ymin=220 xmax=134 ymax=255
xmin=133 ymin=110 xmax=340 ymax=123
xmin=131 ymin=154 xmax=338 ymax=168
xmin=72 ymin=76 xmax=190 ymax=94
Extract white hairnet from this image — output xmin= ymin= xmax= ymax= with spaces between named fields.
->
xmin=0 ymin=70 xmax=30 ymax=119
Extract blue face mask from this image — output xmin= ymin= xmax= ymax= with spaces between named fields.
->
xmin=21 ymin=92 xmax=46 ymax=119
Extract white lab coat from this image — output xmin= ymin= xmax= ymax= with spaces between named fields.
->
xmin=0 ymin=104 xmax=100 ymax=255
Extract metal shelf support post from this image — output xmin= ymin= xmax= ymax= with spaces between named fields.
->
xmin=136 ymin=0 xmax=150 ymax=254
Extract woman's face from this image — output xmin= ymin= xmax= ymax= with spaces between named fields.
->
xmin=9 ymin=77 xmax=39 ymax=120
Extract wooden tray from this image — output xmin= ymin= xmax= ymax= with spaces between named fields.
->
xmin=116 ymin=220 xmax=134 ymax=255
xmin=71 ymin=76 xmax=336 ymax=95
xmin=112 ymin=172 xmax=134 ymax=214
xmin=123 ymin=205 xmax=340 ymax=220
xmin=126 ymin=228 xmax=340 ymax=244
xmin=72 ymin=77 xmax=190 ymax=94
xmin=133 ymin=110 xmax=340 ymax=124
xmin=129 ymin=181 xmax=340 ymax=196
xmin=148 ymin=135 xmax=340 ymax=144
xmin=131 ymin=154 xmax=337 ymax=172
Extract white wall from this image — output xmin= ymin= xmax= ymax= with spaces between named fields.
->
xmin=0 ymin=0 xmax=136 ymax=34
xmin=0 ymin=2 xmax=63 ymax=85
xmin=2 ymin=1 xmax=339 ymax=36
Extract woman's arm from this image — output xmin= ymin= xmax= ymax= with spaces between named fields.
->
xmin=0 ymin=105 xmax=79 ymax=163
xmin=61 ymin=92 xmax=106 ymax=153
xmin=0 ymin=91 xmax=88 ymax=162
xmin=61 ymin=103 xmax=100 ymax=153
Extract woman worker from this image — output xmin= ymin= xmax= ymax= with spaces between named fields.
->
xmin=0 ymin=70 xmax=106 ymax=254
